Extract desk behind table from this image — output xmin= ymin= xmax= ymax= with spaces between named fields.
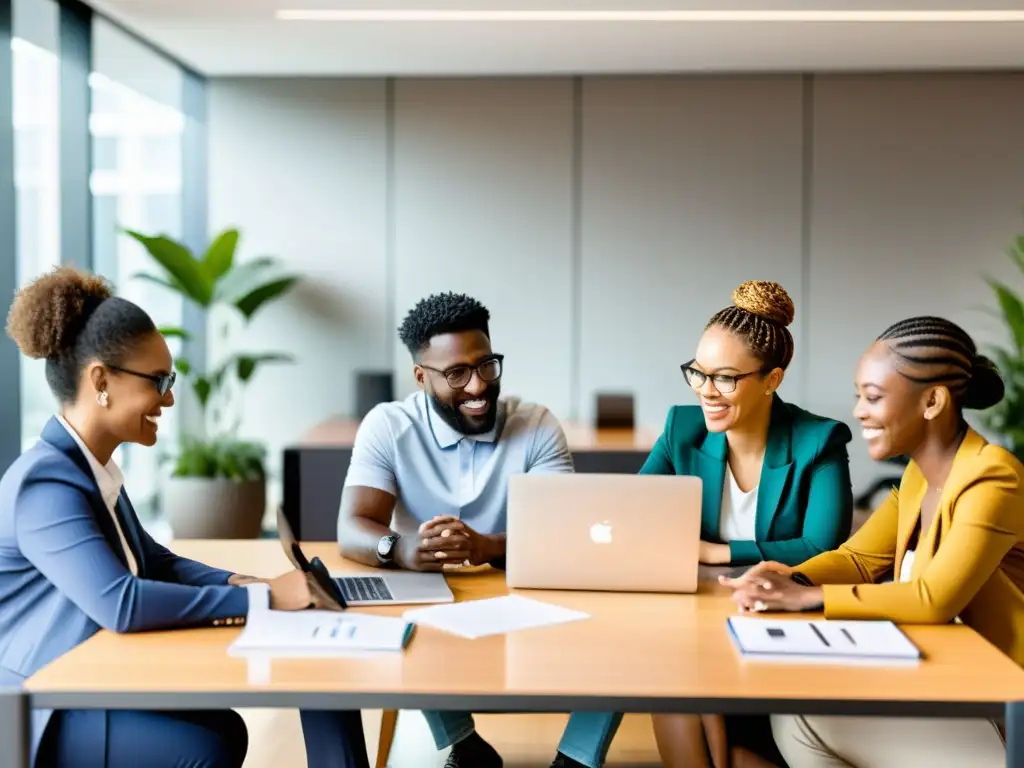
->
xmin=283 ymin=418 xmax=658 ymax=541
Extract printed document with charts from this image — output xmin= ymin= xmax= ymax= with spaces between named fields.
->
xmin=229 ymin=609 xmax=414 ymax=657
xmin=727 ymin=616 xmax=922 ymax=666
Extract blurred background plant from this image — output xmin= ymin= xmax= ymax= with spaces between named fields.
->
xmin=980 ymin=229 xmax=1024 ymax=462
xmin=127 ymin=226 xmax=297 ymax=537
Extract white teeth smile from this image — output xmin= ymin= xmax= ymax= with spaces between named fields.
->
xmin=145 ymin=415 xmax=160 ymax=425
xmin=461 ymin=400 xmax=487 ymax=410
xmin=703 ymin=404 xmax=728 ymax=412
xmin=862 ymin=428 xmax=883 ymax=440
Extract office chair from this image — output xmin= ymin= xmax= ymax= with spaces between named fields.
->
xmin=854 ymin=455 xmax=910 ymax=511
xmin=594 ymin=393 xmax=635 ymax=429
xmin=355 ymin=371 xmax=394 ymax=419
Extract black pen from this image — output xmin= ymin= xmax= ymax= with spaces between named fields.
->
xmin=810 ymin=623 xmax=831 ymax=647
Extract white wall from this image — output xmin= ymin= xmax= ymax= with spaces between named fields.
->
xmin=806 ymin=73 xmax=1024 ymax=485
xmin=208 ymin=78 xmax=389 ymax=467
xmin=579 ymin=76 xmax=805 ymax=431
xmin=392 ymin=79 xmax=576 ymax=415
xmin=208 ymin=74 xmax=1024 ymax=500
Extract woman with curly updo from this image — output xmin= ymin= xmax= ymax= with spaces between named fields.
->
xmin=0 ymin=267 xmax=368 ymax=768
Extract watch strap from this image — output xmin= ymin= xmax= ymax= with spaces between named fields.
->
xmin=376 ymin=533 xmax=399 ymax=567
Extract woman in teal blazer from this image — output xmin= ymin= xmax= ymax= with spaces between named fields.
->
xmin=641 ymin=392 xmax=853 ymax=567
xmin=648 ymin=281 xmax=853 ymax=768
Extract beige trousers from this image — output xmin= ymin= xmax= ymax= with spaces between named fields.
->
xmin=770 ymin=714 xmax=1005 ymax=768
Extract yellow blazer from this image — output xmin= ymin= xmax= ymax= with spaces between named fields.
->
xmin=796 ymin=427 xmax=1024 ymax=666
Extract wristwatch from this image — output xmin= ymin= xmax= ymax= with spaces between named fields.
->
xmin=376 ymin=533 xmax=399 ymax=567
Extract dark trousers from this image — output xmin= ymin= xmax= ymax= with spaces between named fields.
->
xmin=38 ymin=708 xmax=370 ymax=768
xmin=299 ymin=710 xmax=371 ymax=768
xmin=37 ymin=709 xmax=248 ymax=768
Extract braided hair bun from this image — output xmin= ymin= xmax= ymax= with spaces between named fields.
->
xmin=963 ymin=354 xmax=1006 ymax=411
xmin=706 ymin=280 xmax=797 ymax=371
xmin=731 ymin=281 xmax=796 ymax=328
xmin=877 ymin=316 xmax=1005 ymax=411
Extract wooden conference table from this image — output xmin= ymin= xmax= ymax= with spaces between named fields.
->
xmin=16 ymin=540 xmax=1024 ymax=768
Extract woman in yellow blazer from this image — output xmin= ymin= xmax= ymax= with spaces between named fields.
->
xmin=726 ymin=315 xmax=1024 ymax=768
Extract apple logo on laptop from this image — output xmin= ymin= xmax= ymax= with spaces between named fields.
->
xmin=589 ymin=521 xmax=613 ymax=544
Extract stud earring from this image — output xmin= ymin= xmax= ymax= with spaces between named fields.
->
xmin=765 ymin=390 xmax=773 ymax=397
xmin=97 ymin=391 xmax=109 ymax=408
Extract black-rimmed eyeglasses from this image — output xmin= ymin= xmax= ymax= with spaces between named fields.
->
xmin=106 ymin=364 xmax=176 ymax=396
xmin=420 ymin=354 xmax=504 ymax=390
xmin=680 ymin=359 xmax=763 ymax=394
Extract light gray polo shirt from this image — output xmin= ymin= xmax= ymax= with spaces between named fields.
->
xmin=341 ymin=391 xmax=573 ymax=536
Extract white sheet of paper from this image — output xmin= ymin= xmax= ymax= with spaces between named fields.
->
xmin=228 ymin=609 xmax=412 ymax=656
xmin=403 ymin=595 xmax=589 ymax=639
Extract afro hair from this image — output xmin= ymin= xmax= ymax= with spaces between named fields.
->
xmin=397 ymin=292 xmax=490 ymax=356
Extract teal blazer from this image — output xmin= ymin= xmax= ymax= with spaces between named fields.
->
xmin=640 ymin=396 xmax=854 ymax=566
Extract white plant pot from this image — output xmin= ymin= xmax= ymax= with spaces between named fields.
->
xmin=162 ymin=476 xmax=266 ymax=539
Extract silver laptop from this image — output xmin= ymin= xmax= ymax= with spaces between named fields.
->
xmin=276 ymin=507 xmax=453 ymax=607
xmin=326 ymin=567 xmax=454 ymax=607
xmin=505 ymin=473 xmax=703 ymax=593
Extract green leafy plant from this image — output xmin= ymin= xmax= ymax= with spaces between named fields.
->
xmin=980 ymin=232 xmax=1024 ymax=461
xmin=173 ymin=437 xmax=267 ymax=482
xmin=126 ymin=227 xmax=298 ymax=479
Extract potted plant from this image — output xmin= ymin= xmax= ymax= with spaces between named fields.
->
xmin=981 ymin=230 xmax=1024 ymax=462
xmin=127 ymin=227 xmax=298 ymax=538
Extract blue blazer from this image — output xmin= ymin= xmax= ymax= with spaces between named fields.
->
xmin=0 ymin=417 xmax=249 ymax=766
xmin=640 ymin=396 xmax=854 ymax=566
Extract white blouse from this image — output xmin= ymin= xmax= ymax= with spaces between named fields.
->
xmin=718 ymin=466 xmax=759 ymax=542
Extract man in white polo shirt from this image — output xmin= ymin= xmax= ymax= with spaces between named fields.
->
xmin=335 ymin=293 xmax=622 ymax=768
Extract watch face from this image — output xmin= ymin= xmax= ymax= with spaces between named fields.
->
xmin=377 ymin=535 xmax=395 ymax=557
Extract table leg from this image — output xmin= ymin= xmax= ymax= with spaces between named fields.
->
xmin=0 ymin=688 xmax=29 ymax=768
xmin=1006 ymin=701 xmax=1023 ymax=768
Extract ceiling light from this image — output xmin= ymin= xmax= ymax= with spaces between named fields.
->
xmin=275 ymin=9 xmax=1024 ymax=22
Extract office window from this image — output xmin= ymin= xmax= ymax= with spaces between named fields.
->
xmin=12 ymin=0 xmax=60 ymax=451
xmin=91 ymin=17 xmax=185 ymax=517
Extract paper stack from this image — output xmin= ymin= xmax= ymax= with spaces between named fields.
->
xmin=229 ymin=609 xmax=415 ymax=657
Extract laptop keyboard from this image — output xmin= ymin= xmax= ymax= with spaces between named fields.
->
xmin=335 ymin=576 xmax=393 ymax=602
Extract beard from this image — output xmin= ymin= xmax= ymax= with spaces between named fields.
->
xmin=429 ymin=384 xmax=501 ymax=436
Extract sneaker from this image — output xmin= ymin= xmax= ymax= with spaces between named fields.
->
xmin=550 ymin=753 xmax=587 ymax=768
xmin=444 ymin=732 xmax=503 ymax=768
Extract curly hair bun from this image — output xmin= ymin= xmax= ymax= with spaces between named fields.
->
xmin=5 ymin=266 xmax=113 ymax=360
xmin=732 ymin=280 xmax=795 ymax=328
